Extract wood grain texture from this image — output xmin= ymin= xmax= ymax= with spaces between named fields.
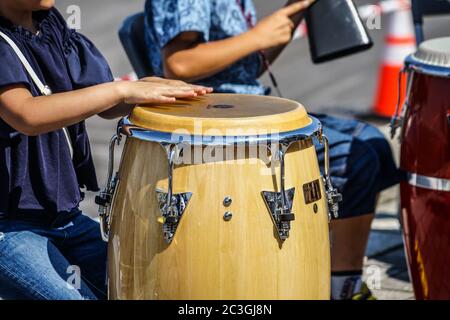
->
xmin=130 ymin=94 xmax=311 ymax=135
xmin=108 ymin=138 xmax=331 ymax=300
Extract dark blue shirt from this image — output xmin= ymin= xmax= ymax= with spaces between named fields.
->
xmin=0 ymin=8 xmax=113 ymax=217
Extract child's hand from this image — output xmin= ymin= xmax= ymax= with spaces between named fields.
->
xmin=118 ymin=80 xmax=211 ymax=105
xmin=140 ymin=77 xmax=213 ymax=95
xmin=250 ymin=0 xmax=314 ymax=50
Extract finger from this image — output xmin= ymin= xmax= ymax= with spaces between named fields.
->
xmin=194 ymin=85 xmax=214 ymax=93
xmin=193 ymin=89 xmax=206 ymax=95
xmin=159 ymin=85 xmax=197 ymax=92
xmin=191 ymin=87 xmax=208 ymax=94
xmin=182 ymin=84 xmax=204 ymax=92
xmin=164 ymin=90 xmax=198 ymax=98
xmin=150 ymin=80 xmax=211 ymax=93
xmin=138 ymin=80 xmax=191 ymax=91
xmin=288 ymin=20 xmax=295 ymax=30
xmin=150 ymin=96 xmax=177 ymax=103
xmin=158 ymin=96 xmax=177 ymax=103
xmin=279 ymin=0 xmax=311 ymax=17
xmin=183 ymin=85 xmax=211 ymax=95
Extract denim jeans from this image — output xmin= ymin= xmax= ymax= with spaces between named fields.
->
xmin=0 ymin=209 xmax=107 ymax=300
xmin=314 ymin=114 xmax=400 ymax=218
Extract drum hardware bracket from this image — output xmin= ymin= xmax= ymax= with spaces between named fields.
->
xmin=390 ymin=116 xmax=404 ymax=140
xmin=390 ymin=67 xmax=413 ymax=140
xmin=95 ymin=133 xmax=122 ymax=242
xmin=317 ymin=134 xmax=343 ymax=222
xmin=262 ymin=141 xmax=296 ymax=242
xmin=262 ymin=188 xmax=296 ymax=242
xmin=156 ymin=143 xmax=192 ymax=244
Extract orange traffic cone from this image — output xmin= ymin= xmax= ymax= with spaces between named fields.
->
xmin=373 ymin=5 xmax=416 ymax=117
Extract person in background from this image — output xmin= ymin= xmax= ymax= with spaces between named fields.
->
xmin=144 ymin=0 xmax=400 ymax=300
xmin=0 ymin=0 xmax=211 ymax=300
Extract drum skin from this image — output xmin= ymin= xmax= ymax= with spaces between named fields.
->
xmin=129 ymin=94 xmax=312 ymax=135
xmin=108 ymin=138 xmax=331 ymax=300
xmin=400 ymin=72 xmax=450 ymax=299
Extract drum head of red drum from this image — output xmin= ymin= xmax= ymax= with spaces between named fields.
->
xmin=400 ymin=37 xmax=450 ymax=300
xmin=406 ymin=37 xmax=450 ymax=77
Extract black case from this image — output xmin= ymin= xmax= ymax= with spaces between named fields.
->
xmin=306 ymin=0 xmax=373 ymax=64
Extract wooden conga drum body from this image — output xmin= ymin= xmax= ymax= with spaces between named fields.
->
xmin=399 ymin=38 xmax=450 ymax=299
xmin=101 ymin=95 xmax=336 ymax=300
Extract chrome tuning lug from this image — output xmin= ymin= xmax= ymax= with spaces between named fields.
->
xmin=156 ymin=143 xmax=192 ymax=244
xmin=95 ymin=134 xmax=122 ymax=242
xmin=324 ymin=177 xmax=342 ymax=221
xmin=319 ymin=134 xmax=342 ymax=221
xmin=262 ymin=188 xmax=296 ymax=241
xmin=262 ymin=141 xmax=296 ymax=242
xmin=390 ymin=68 xmax=413 ymax=140
xmin=390 ymin=116 xmax=404 ymax=140
xmin=156 ymin=190 xmax=192 ymax=243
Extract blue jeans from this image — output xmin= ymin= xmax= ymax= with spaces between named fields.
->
xmin=0 ymin=209 xmax=107 ymax=300
xmin=314 ymin=114 xmax=400 ymax=219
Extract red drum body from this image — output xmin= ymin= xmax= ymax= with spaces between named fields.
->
xmin=399 ymin=38 xmax=450 ymax=300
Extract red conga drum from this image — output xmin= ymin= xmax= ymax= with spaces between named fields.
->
xmin=399 ymin=37 xmax=450 ymax=299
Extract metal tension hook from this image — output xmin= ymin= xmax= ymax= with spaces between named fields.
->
xmin=262 ymin=141 xmax=296 ymax=241
xmin=156 ymin=142 xmax=192 ymax=244
xmin=95 ymin=133 xmax=122 ymax=242
xmin=318 ymin=134 xmax=342 ymax=222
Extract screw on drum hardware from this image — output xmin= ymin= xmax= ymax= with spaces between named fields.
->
xmin=223 ymin=196 xmax=232 ymax=207
xmin=223 ymin=212 xmax=233 ymax=221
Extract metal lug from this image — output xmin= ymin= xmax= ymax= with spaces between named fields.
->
xmin=156 ymin=190 xmax=192 ymax=243
xmin=318 ymin=134 xmax=343 ymax=221
xmin=262 ymin=188 xmax=296 ymax=241
xmin=96 ymin=134 xmax=121 ymax=242
xmin=156 ymin=142 xmax=193 ymax=244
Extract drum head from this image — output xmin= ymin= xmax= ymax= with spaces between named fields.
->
xmin=407 ymin=37 xmax=450 ymax=77
xmin=129 ymin=94 xmax=311 ymax=135
xmin=413 ymin=37 xmax=450 ymax=68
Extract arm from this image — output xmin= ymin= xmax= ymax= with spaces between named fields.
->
xmin=163 ymin=31 xmax=262 ymax=82
xmin=98 ymin=77 xmax=210 ymax=119
xmin=0 ymin=79 xmax=211 ymax=136
xmin=97 ymin=101 xmax=133 ymax=120
xmin=162 ymin=1 xmax=313 ymax=82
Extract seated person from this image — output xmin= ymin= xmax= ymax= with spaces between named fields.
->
xmin=144 ymin=0 xmax=400 ymax=300
xmin=0 ymin=0 xmax=209 ymax=300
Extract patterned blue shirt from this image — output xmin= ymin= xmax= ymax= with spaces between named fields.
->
xmin=144 ymin=0 xmax=269 ymax=95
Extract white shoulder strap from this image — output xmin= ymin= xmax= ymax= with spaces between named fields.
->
xmin=0 ymin=30 xmax=73 ymax=159
xmin=0 ymin=30 xmax=52 ymax=96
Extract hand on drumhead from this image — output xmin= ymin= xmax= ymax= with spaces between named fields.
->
xmin=140 ymin=77 xmax=213 ymax=96
xmin=250 ymin=0 xmax=315 ymax=50
xmin=119 ymin=80 xmax=207 ymax=105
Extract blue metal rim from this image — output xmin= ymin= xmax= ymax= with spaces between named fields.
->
xmin=405 ymin=55 xmax=450 ymax=78
xmin=119 ymin=116 xmax=322 ymax=146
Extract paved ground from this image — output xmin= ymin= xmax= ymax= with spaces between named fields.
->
xmin=50 ymin=0 xmax=449 ymax=300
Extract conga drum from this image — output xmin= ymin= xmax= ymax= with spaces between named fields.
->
xmin=396 ymin=38 xmax=450 ymax=299
xmin=97 ymin=94 xmax=340 ymax=300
